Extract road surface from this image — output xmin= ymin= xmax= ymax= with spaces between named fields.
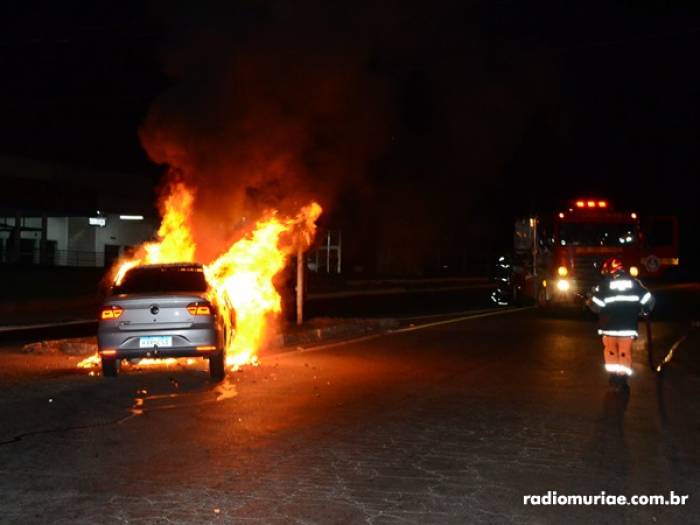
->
xmin=0 ymin=284 xmax=698 ymax=523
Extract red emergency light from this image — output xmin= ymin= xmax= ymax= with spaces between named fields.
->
xmin=574 ymin=199 xmax=608 ymax=209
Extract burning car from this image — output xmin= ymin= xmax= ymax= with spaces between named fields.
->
xmin=97 ymin=263 xmax=233 ymax=380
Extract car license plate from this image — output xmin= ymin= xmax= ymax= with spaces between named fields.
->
xmin=139 ymin=336 xmax=172 ymax=348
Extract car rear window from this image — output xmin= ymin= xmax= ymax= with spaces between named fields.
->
xmin=113 ymin=267 xmax=208 ymax=294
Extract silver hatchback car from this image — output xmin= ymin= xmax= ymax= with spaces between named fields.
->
xmin=97 ymin=263 xmax=233 ymax=380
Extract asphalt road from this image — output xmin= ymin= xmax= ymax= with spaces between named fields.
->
xmin=0 ymin=284 xmax=698 ymax=524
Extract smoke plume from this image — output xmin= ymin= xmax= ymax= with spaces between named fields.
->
xmin=139 ymin=2 xmax=393 ymax=262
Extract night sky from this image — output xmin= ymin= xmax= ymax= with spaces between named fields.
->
xmin=1 ymin=1 xmax=699 ymax=269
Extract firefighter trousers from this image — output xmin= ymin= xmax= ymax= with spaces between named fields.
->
xmin=602 ymin=336 xmax=633 ymax=376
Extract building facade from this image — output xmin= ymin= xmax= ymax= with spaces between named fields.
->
xmin=0 ymin=156 xmax=158 ymax=268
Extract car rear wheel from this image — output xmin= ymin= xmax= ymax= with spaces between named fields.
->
xmin=102 ymin=358 xmax=120 ymax=377
xmin=209 ymin=350 xmax=226 ymax=381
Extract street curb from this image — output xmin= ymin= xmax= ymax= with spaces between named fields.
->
xmin=14 ymin=318 xmax=402 ymax=356
xmin=0 ymin=320 xmax=96 ymax=334
xmin=268 ymin=318 xmax=400 ymax=349
xmin=15 ymin=307 xmax=532 ymax=360
xmin=307 ymin=284 xmax=491 ymax=300
xmin=0 ymin=281 xmax=493 ymax=332
xmin=269 ymin=306 xmax=534 ymax=357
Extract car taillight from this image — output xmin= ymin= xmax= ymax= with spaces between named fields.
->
xmin=100 ymin=306 xmax=123 ymax=320
xmin=187 ymin=302 xmax=211 ymax=316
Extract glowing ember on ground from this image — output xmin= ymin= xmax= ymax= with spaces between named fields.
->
xmin=78 ymin=179 xmax=322 ymax=373
xmin=77 ymin=353 xmax=101 ymax=369
xmin=126 ymin=358 xmax=196 ymax=368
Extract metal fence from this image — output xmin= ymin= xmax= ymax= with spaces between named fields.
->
xmin=308 ymin=230 xmax=342 ymax=274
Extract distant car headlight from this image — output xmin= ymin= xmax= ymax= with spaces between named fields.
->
xmin=556 ymin=279 xmax=570 ymax=291
xmin=557 ymin=266 xmax=568 ymax=277
xmin=629 ymin=266 xmax=639 ymax=277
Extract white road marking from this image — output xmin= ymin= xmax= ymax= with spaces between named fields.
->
xmin=655 ymin=334 xmax=689 ymax=372
xmin=392 ymin=306 xmax=534 ymax=334
xmin=397 ymin=308 xmax=497 ymax=322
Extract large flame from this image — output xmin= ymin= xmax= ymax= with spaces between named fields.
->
xmin=78 ymin=180 xmax=322 ymax=372
xmin=144 ymin=180 xmax=196 ymax=264
xmin=205 ymin=202 xmax=322 ymax=369
xmin=107 ymin=181 xmax=197 ymax=288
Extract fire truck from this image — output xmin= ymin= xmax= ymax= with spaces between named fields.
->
xmin=493 ymin=199 xmax=679 ymax=307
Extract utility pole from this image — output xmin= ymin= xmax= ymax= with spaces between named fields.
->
xmin=296 ymin=246 xmax=304 ymax=325
xmin=336 ymin=230 xmax=342 ymax=273
xmin=531 ymin=216 xmax=538 ymax=277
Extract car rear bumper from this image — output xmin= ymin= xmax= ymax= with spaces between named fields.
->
xmin=99 ymin=346 xmax=220 ymax=360
xmin=98 ymin=326 xmax=221 ymax=359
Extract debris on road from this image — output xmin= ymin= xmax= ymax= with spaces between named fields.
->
xmin=20 ymin=341 xmax=57 ymax=355
xmin=21 ymin=338 xmax=96 ymax=356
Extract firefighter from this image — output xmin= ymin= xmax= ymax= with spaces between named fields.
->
xmin=588 ymin=257 xmax=655 ymax=389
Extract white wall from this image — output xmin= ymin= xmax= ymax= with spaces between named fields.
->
xmin=68 ymin=217 xmax=96 ymax=252
xmin=1 ymin=215 xmax=158 ymax=265
xmin=94 ymin=214 xmax=157 ymax=253
xmin=47 ymin=217 xmax=68 ymax=250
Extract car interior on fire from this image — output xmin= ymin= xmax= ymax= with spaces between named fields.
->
xmin=112 ymin=265 xmax=209 ymax=295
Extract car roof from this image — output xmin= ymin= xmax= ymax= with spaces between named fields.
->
xmin=131 ymin=262 xmax=204 ymax=270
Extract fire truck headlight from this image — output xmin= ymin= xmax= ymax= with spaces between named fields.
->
xmin=630 ymin=266 xmax=639 ymax=277
xmin=556 ymin=279 xmax=570 ymax=292
xmin=557 ymin=266 xmax=568 ymax=277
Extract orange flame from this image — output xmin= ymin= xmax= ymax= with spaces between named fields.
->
xmin=78 ymin=180 xmax=322 ymax=372
xmin=101 ymin=181 xmax=197 ymax=289
xmin=143 ymin=180 xmax=196 ymax=264
xmin=113 ymin=259 xmax=140 ymax=287
xmin=205 ymin=202 xmax=322 ymax=369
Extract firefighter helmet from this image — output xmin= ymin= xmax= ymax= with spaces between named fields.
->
xmin=601 ymin=257 xmax=624 ymax=276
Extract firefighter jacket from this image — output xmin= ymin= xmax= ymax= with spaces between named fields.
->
xmin=588 ymin=271 xmax=655 ymax=337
